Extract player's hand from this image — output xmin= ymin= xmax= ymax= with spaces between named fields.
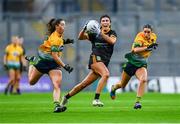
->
xmin=63 ymin=64 xmax=73 ymax=73
xmin=4 ymin=64 xmax=8 ymax=70
xmin=90 ymin=26 xmax=101 ymax=35
xmin=146 ymin=43 xmax=158 ymax=51
xmin=22 ymin=65 xmax=27 ymax=71
xmin=63 ymin=39 xmax=74 ymax=44
xmin=82 ymin=21 xmax=89 ymax=32
xmin=59 ymin=45 xmax=64 ymax=52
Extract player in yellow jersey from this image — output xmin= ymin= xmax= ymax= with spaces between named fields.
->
xmin=110 ymin=24 xmax=158 ymax=109
xmin=4 ymin=36 xmax=26 ymax=95
xmin=14 ymin=37 xmax=26 ymax=94
xmin=25 ymin=18 xmax=73 ymax=113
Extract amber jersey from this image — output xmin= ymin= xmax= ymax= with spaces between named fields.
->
xmin=88 ymin=30 xmax=117 ymax=61
xmin=5 ymin=43 xmax=23 ymax=63
xmin=132 ymin=32 xmax=157 ymax=58
xmin=38 ymin=31 xmax=64 ymax=60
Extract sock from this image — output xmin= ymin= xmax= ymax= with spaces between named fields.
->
xmin=94 ymin=93 xmax=100 ymax=100
xmin=65 ymin=93 xmax=71 ymax=99
xmin=54 ymin=101 xmax=60 ymax=106
xmin=9 ymin=85 xmax=13 ymax=94
xmin=17 ymin=88 xmax=21 ymax=94
xmin=136 ymin=96 xmax=141 ymax=103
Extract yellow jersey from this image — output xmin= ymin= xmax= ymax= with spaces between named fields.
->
xmin=38 ymin=31 xmax=64 ymax=60
xmin=5 ymin=43 xmax=23 ymax=63
xmin=132 ymin=32 xmax=157 ymax=58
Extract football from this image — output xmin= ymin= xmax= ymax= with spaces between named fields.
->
xmin=86 ymin=20 xmax=100 ymax=34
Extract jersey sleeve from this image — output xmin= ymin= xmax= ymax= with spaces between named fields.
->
xmin=151 ymin=33 xmax=157 ymax=43
xmin=5 ymin=45 xmax=9 ymax=54
xmin=110 ymin=30 xmax=117 ymax=37
xmin=133 ymin=33 xmax=144 ymax=48
xmin=88 ymin=33 xmax=96 ymax=42
xmin=50 ymin=37 xmax=64 ymax=52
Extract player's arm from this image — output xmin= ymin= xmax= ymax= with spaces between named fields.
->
xmin=3 ymin=54 xmax=7 ymax=65
xmin=51 ymin=45 xmax=73 ymax=73
xmin=20 ymin=55 xmax=27 ymax=67
xmin=51 ymin=52 xmax=73 ymax=73
xmin=51 ymin=51 xmax=65 ymax=67
xmin=131 ymin=34 xmax=147 ymax=53
xmin=78 ymin=22 xmax=89 ymax=40
xmin=100 ymin=33 xmax=117 ymax=45
xmin=132 ymin=42 xmax=147 ymax=53
xmin=4 ymin=47 xmax=8 ymax=66
xmin=132 ymin=42 xmax=158 ymax=53
xmin=78 ymin=29 xmax=89 ymax=40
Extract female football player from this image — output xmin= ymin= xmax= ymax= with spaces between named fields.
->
xmin=4 ymin=36 xmax=26 ymax=95
xmin=110 ymin=24 xmax=158 ymax=109
xmin=61 ymin=15 xmax=117 ymax=108
xmin=14 ymin=37 xmax=26 ymax=94
xmin=25 ymin=18 xmax=73 ymax=112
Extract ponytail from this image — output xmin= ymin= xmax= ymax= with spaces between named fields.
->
xmin=46 ymin=18 xmax=64 ymax=36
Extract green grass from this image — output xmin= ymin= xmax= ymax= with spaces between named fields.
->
xmin=0 ymin=92 xmax=180 ymax=123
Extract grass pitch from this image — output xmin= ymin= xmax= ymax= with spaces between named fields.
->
xmin=0 ymin=92 xmax=180 ymax=123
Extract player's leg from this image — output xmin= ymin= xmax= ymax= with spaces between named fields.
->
xmin=91 ymin=62 xmax=110 ymax=107
xmin=14 ymin=69 xmax=21 ymax=94
xmin=4 ymin=69 xmax=15 ymax=95
xmin=28 ymin=65 xmax=43 ymax=85
xmin=61 ymin=71 xmax=99 ymax=106
xmin=134 ymin=67 xmax=148 ymax=109
xmin=110 ymin=71 xmax=131 ymax=99
xmin=49 ymin=69 xmax=66 ymax=113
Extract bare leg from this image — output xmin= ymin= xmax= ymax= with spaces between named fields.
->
xmin=14 ymin=70 xmax=21 ymax=94
xmin=91 ymin=62 xmax=110 ymax=95
xmin=49 ymin=69 xmax=62 ymax=102
xmin=110 ymin=71 xmax=131 ymax=100
xmin=114 ymin=71 xmax=131 ymax=90
xmin=4 ymin=69 xmax=15 ymax=94
xmin=135 ymin=67 xmax=148 ymax=99
xmin=68 ymin=71 xmax=99 ymax=97
xmin=28 ymin=65 xmax=43 ymax=85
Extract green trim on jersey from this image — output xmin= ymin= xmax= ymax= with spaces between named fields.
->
xmin=125 ymin=52 xmax=147 ymax=67
xmin=133 ymin=42 xmax=142 ymax=48
xmin=51 ymin=45 xmax=60 ymax=52
xmin=38 ymin=50 xmax=54 ymax=61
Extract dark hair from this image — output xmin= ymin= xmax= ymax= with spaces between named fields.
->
xmin=143 ymin=24 xmax=153 ymax=31
xmin=100 ymin=14 xmax=111 ymax=23
xmin=47 ymin=18 xmax=64 ymax=36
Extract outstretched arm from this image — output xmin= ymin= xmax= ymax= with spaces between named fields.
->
xmin=100 ymin=33 xmax=117 ymax=45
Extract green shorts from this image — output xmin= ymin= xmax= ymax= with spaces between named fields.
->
xmin=123 ymin=52 xmax=147 ymax=76
xmin=7 ymin=61 xmax=20 ymax=70
xmin=33 ymin=57 xmax=61 ymax=74
xmin=123 ymin=62 xmax=147 ymax=77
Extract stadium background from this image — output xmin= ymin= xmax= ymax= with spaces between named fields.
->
xmin=0 ymin=0 xmax=180 ymax=93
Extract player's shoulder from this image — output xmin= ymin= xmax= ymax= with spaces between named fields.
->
xmin=6 ymin=44 xmax=12 ymax=49
xmin=108 ymin=29 xmax=117 ymax=36
xmin=151 ymin=32 xmax=157 ymax=38
xmin=136 ymin=32 xmax=144 ymax=37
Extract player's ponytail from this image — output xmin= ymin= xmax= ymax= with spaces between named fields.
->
xmin=47 ymin=18 xmax=64 ymax=36
xmin=47 ymin=18 xmax=56 ymax=36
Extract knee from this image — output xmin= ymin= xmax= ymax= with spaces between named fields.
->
xmin=139 ymin=78 xmax=147 ymax=84
xmin=53 ymin=80 xmax=61 ymax=89
xmin=16 ymin=77 xmax=20 ymax=82
xmin=102 ymin=72 xmax=110 ymax=79
xmin=28 ymin=77 xmax=36 ymax=86
xmin=121 ymin=84 xmax=126 ymax=88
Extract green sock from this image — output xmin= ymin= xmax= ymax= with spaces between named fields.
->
xmin=136 ymin=96 xmax=141 ymax=103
